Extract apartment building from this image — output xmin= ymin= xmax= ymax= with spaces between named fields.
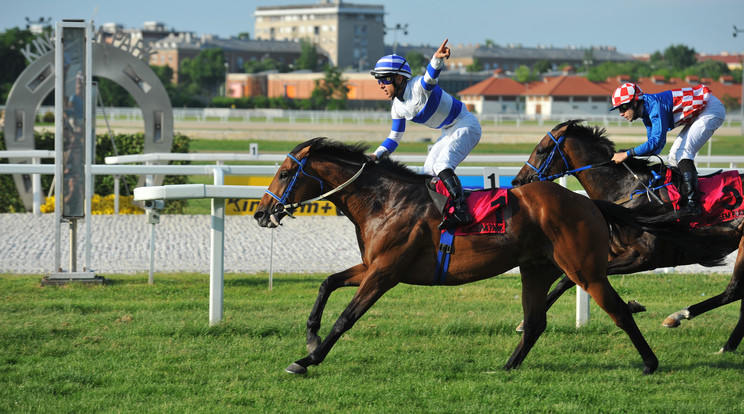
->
xmin=254 ymin=0 xmax=384 ymax=70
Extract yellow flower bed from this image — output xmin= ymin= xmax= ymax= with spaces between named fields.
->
xmin=40 ymin=194 xmax=145 ymax=215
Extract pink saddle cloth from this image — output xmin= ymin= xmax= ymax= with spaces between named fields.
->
xmin=665 ymin=170 xmax=744 ymax=227
xmin=435 ymin=181 xmax=507 ymax=235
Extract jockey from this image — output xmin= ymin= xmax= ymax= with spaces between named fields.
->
xmin=368 ymin=39 xmax=482 ymax=230
xmin=609 ymin=82 xmax=726 ymax=216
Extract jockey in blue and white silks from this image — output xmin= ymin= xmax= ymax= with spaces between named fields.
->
xmin=369 ymin=39 xmax=482 ymax=230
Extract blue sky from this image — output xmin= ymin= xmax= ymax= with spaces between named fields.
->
xmin=4 ymin=0 xmax=744 ymax=56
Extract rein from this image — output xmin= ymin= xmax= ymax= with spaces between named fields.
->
xmin=265 ymin=153 xmax=368 ymax=217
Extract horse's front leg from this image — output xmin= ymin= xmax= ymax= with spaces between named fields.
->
xmin=306 ymin=263 xmax=367 ymax=353
xmin=287 ymin=271 xmax=398 ymax=374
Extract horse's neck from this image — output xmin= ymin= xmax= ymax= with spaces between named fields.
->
xmin=327 ymin=169 xmax=432 ymax=223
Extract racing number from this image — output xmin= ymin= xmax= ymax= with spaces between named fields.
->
xmin=491 ymin=195 xmax=506 ymax=223
xmin=722 ymin=185 xmax=743 ymax=210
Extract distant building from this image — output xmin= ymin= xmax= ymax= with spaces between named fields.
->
xmin=254 ymin=0 xmax=385 ymax=70
xmin=149 ymin=33 xmax=327 ymax=84
xmin=458 ymin=71 xmax=527 ymax=114
xmin=522 ymin=76 xmax=612 ymax=117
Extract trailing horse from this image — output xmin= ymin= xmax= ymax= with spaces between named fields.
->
xmin=254 ymin=137 xmax=659 ymax=375
xmin=512 ymin=120 xmax=744 ymax=353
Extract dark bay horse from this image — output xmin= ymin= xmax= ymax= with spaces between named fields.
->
xmin=512 ymin=120 xmax=744 ymax=353
xmin=254 ymin=137 xmax=659 ymax=375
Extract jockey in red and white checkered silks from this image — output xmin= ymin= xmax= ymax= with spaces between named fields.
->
xmin=609 ymin=82 xmax=727 ymax=216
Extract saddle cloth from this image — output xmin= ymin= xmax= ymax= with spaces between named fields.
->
xmin=435 ymin=181 xmax=507 ymax=235
xmin=665 ymin=169 xmax=744 ymax=227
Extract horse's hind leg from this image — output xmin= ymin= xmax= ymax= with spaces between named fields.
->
xmin=306 ymin=264 xmax=367 ymax=353
xmin=578 ymin=276 xmax=658 ymax=374
xmin=505 ymin=264 xmax=561 ymax=370
xmin=662 ymin=241 xmax=744 ymax=349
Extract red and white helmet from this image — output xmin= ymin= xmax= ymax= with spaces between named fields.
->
xmin=610 ymin=82 xmax=643 ymax=110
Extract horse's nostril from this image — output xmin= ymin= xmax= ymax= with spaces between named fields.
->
xmin=511 ymin=178 xmax=521 ymax=187
xmin=253 ymin=211 xmax=265 ymax=221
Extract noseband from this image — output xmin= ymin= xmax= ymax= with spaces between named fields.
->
xmin=265 ymin=153 xmax=368 ymax=216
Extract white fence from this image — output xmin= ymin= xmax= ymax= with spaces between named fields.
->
xmin=9 ymin=105 xmax=744 ymax=129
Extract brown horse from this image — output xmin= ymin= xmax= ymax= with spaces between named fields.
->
xmin=254 ymin=137 xmax=658 ymax=375
xmin=512 ymin=120 xmax=743 ymax=353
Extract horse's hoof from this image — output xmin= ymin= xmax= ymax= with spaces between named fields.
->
xmin=627 ymin=300 xmax=646 ymax=313
xmin=306 ymin=338 xmax=321 ymax=354
xmin=285 ymin=363 xmax=308 ymax=375
xmin=661 ymin=317 xmax=681 ymax=328
xmin=515 ymin=321 xmax=524 ymax=333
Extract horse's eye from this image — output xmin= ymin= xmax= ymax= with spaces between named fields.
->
xmin=536 ymin=147 xmax=548 ymax=156
xmin=279 ymin=170 xmax=289 ymax=180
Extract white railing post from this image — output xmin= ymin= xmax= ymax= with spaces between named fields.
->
xmin=209 ymin=166 xmax=226 ymax=326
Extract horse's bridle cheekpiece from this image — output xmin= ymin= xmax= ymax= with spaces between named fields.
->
xmin=265 ymin=152 xmax=368 ymax=219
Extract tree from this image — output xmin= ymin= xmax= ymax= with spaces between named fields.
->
xmin=179 ymin=48 xmax=226 ymax=101
xmin=237 ymin=32 xmax=250 ymax=40
xmin=404 ymin=50 xmax=427 ymax=76
xmin=0 ymin=27 xmax=38 ymax=102
xmin=310 ymin=65 xmax=348 ymax=110
xmin=466 ymin=58 xmax=483 ymax=72
xmin=244 ymin=57 xmax=288 ymax=74
xmin=295 ymin=39 xmax=318 ymax=71
xmin=534 ymin=59 xmax=551 ymax=75
xmin=663 ymin=44 xmax=697 ymax=70
xmin=514 ymin=65 xmax=538 ymax=83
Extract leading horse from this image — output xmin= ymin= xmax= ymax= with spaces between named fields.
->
xmin=254 ymin=137 xmax=659 ymax=375
xmin=512 ymin=120 xmax=744 ymax=353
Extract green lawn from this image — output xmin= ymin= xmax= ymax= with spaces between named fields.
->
xmin=1 ymin=272 xmax=742 ymax=413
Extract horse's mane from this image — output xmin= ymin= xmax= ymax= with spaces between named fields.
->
xmin=295 ymin=137 xmax=426 ymax=181
xmin=557 ymin=119 xmax=654 ymax=171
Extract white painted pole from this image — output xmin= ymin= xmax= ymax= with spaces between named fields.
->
xmin=32 ymin=157 xmax=41 ymax=215
xmin=209 ymin=167 xmax=226 ymax=325
xmin=576 ymin=287 xmax=590 ymax=328
xmin=148 ymin=223 xmax=155 ymax=285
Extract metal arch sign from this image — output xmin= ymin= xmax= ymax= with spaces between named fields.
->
xmin=3 ymin=34 xmax=173 ymax=211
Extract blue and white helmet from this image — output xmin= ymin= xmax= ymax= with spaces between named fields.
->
xmin=370 ymin=54 xmax=412 ymax=79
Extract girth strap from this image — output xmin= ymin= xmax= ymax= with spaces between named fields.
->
xmin=434 ymin=229 xmax=455 ymax=285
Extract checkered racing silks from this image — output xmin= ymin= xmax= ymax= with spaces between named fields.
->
xmin=670 ymin=85 xmax=711 ymax=127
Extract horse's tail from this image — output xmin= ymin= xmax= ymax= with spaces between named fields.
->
xmin=593 ymin=200 xmax=730 ymax=268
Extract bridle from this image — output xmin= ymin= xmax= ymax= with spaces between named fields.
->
xmin=524 ymin=129 xmax=666 ymax=205
xmin=265 ymin=152 xmax=368 ymax=218
xmin=524 ymin=130 xmax=606 ymax=181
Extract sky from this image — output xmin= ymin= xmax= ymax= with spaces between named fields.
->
xmin=3 ymin=0 xmax=744 ymax=57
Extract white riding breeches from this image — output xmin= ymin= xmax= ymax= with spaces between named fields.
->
xmin=422 ymin=111 xmax=482 ymax=176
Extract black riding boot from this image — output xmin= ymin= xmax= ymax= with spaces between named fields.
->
xmin=438 ymin=170 xmax=473 ymax=230
xmin=680 ymin=169 xmax=702 ymax=216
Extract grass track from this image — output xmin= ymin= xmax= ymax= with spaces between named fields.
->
xmin=1 ymin=272 xmax=743 ymax=413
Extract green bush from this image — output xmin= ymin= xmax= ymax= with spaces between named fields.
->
xmin=0 ymin=130 xmax=191 ymax=214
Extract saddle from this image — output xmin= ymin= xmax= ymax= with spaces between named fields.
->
xmin=664 ymin=169 xmax=744 ymax=227
xmin=427 ymin=178 xmax=507 ymax=235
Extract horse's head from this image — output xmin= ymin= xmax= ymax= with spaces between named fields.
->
xmin=511 ymin=120 xmax=580 ymax=187
xmin=254 ymin=139 xmax=326 ymax=228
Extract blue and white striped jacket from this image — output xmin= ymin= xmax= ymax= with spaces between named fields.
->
xmin=374 ymin=57 xmax=464 ymax=157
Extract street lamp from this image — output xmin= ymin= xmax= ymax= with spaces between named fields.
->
xmin=385 ymin=23 xmax=408 ymax=55
xmin=735 ymin=25 xmax=744 ymax=135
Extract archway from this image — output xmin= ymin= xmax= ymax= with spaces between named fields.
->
xmin=3 ymin=42 xmax=173 ymax=210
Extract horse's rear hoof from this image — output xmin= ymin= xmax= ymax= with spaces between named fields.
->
xmin=661 ymin=317 xmax=681 ymax=328
xmin=285 ymin=363 xmax=308 ymax=375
